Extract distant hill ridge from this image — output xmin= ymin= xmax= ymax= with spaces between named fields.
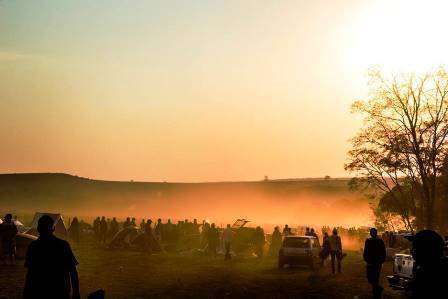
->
xmin=0 ymin=173 xmax=359 ymax=216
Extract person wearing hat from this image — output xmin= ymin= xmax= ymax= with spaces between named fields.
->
xmin=363 ymin=228 xmax=386 ymax=299
xmin=408 ymin=230 xmax=448 ymax=298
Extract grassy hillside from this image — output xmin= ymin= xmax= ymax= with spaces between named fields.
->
xmin=0 ymin=173 xmax=370 ymax=227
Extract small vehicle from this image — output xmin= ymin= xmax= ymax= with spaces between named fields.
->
xmin=278 ymin=235 xmax=321 ymax=269
xmin=387 ymin=252 xmax=415 ymax=289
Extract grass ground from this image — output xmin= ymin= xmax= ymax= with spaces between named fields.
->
xmin=0 ymin=241 xmax=405 ymax=299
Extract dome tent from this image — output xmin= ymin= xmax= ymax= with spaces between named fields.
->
xmin=26 ymin=212 xmax=68 ymax=237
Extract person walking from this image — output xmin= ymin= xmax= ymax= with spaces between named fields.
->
xmin=363 ymin=228 xmax=386 ymax=299
xmin=329 ymin=228 xmax=342 ymax=274
xmin=222 ymin=224 xmax=233 ymax=260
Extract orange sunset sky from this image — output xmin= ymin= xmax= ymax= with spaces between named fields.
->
xmin=1 ymin=0 xmax=448 ymax=182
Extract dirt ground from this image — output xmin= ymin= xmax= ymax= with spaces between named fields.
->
xmin=0 ymin=241 xmax=405 ymax=299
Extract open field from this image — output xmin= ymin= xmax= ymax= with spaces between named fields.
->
xmin=0 ymin=240 xmax=404 ymax=299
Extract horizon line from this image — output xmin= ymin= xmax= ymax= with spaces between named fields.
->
xmin=0 ymin=172 xmax=353 ymax=184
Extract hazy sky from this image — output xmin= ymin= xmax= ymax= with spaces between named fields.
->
xmin=2 ymin=0 xmax=448 ymax=182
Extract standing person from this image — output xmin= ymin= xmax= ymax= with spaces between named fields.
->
xmin=23 ymin=215 xmax=80 ymax=299
xmin=222 ymin=224 xmax=233 ymax=260
xmin=270 ymin=226 xmax=283 ymax=256
xmin=329 ymin=228 xmax=342 ymax=274
xmin=140 ymin=219 xmax=146 ymax=231
xmin=201 ymin=222 xmax=210 ymax=248
xmin=319 ymin=232 xmax=331 ymax=265
xmin=253 ymin=226 xmax=265 ymax=258
xmin=145 ymin=219 xmax=153 ymax=235
xmin=155 ymin=219 xmax=163 ymax=242
xmin=207 ymin=223 xmax=219 ymax=257
xmin=68 ymin=217 xmax=80 ymax=244
xmin=0 ymin=214 xmax=18 ymax=265
xmin=282 ymin=225 xmax=290 ymax=237
xmin=123 ymin=217 xmax=132 ymax=229
xmin=93 ymin=217 xmax=100 ymax=241
xmin=109 ymin=217 xmax=119 ymax=237
xmin=99 ymin=216 xmax=108 ymax=244
xmin=363 ymin=228 xmax=386 ymax=299
xmin=192 ymin=219 xmax=199 ymax=234
xmin=131 ymin=217 xmax=136 ymax=227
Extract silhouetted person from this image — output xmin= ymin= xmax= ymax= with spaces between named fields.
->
xmin=145 ymin=219 xmax=153 ymax=235
xmin=140 ymin=219 xmax=146 ymax=231
xmin=192 ymin=219 xmax=199 ymax=234
xmin=123 ymin=217 xmax=132 ymax=229
xmin=131 ymin=217 xmax=136 ymax=227
xmin=155 ymin=219 xmax=162 ymax=242
xmin=99 ymin=217 xmax=108 ymax=244
xmin=363 ymin=228 xmax=386 ymax=299
xmin=282 ymin=225 xmax=290 ymax=236
xmin=319 ymin=232 xmax=330 ymax=265
xmin=165 ymin=219 xmax=174 ymax=243
xmin=270 ymin=226 xmax=282 ymax=256
xmin=222 ymin=224 xmax=233 ymax=260
xmin=253 ymin=226 xmax=265 ymax=258
xmin=201 ymin=222 xmax=210 ymax=248
xmin=329 ymin=228 xmax=342 ymax=274
xmin=109 ymin=217 xmax=119 ymax=237
xmin=207 ymin=223 xmax=219 ymax=257
xmin=409 ymin=230 xmax=448 ymax=298
xmin=23 ymin=215 xmax=80 ymax=299
xmin=1 ymin=213 xmax=18 ymax=265
xmin=68 ymin=217 xmax=80 ymax=244
xmin=93 ymin=217 xmax=100 ymax=241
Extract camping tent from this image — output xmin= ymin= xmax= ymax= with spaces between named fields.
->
xmin=109 ymin=227 xmax=140 ymax=249
xmin=109 ymin=227 xmax=162 ymax=252
xmin=15 ymin=233 xmax=37 ymax=259
xmin=26 ymin=212 xmax=68 ymax=237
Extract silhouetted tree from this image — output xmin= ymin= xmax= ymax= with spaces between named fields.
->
xmin=346 ymin=67 xmax=448 ymax=230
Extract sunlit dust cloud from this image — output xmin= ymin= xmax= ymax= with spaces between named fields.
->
xmin=60 ymin=180 xmax=373 ymax=231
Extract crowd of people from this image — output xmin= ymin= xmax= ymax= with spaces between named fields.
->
xmin=1 ymin=213 xmax=448 ymax=298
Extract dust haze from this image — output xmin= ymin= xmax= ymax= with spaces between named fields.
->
xmin=68 ymin=183 xmax=372 ymax=230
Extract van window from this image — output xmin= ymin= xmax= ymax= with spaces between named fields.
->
xmin=283 ymin=237 xmax=310 ymax=248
